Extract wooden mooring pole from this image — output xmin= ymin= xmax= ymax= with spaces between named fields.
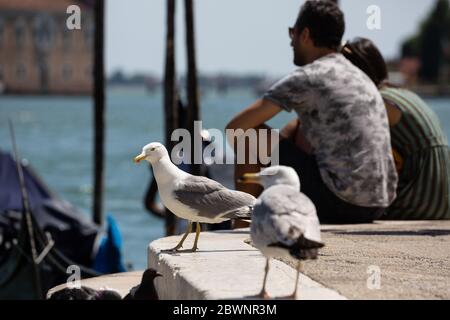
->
xmin=185 ymin=0 xmax=201 ymax=176
xmin=93 ymin=0 xmax=105 ymax=226
xmin=163 ymin=0 xmax=179 ymax=236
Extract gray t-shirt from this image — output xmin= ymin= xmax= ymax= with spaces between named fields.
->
xmin=264 ymin=53 xmax=398 ymax=207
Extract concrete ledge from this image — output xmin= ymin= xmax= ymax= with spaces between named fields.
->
xmin=46 ymin=221 xmax=448 ymax=300
xmin=147 ymin=229 xmax=346 ymax=300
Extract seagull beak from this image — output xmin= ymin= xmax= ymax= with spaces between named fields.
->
xmin=238 ymin=173 xmax=260 ymax=184
xmin=134 ymin=153 xmax=146 ymax=164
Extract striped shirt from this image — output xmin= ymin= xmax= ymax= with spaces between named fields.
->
xmin=382 ymin=87 xmax=450 ymax=220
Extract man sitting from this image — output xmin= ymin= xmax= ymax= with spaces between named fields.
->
xmin=226 ymin=0 xmax=398 ymax=224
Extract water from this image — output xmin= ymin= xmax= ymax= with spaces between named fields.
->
xmin=0 ymin=87 xmax=294 ymax=269
xmin=1 ymin=90 xmax=449 ymax=269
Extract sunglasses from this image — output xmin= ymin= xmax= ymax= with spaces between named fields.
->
xmin=288 ymin=27 xmax=295 ymax=40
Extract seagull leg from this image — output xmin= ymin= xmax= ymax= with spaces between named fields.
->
xmin=258 ymin=258 xmax=271 ymax=299
xmin=163 ymin=222 xmax=192 ymax=252
xmin=190 ymin=222 xmax=201 ymax=252
xmin=289 ymin=261 xmax=303 ymax=299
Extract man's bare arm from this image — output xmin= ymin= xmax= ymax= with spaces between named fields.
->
xmin=225 ymin=98 xmax=283 ymax=132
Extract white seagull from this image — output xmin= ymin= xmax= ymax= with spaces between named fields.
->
xmin=134 ymin=142 xmax=256 ymax=252
xmin=239 ymin=166 xmax=324 ymax=299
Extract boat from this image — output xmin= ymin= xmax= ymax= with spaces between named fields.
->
xmin=0 ymin=151 xmax=126 ymax=299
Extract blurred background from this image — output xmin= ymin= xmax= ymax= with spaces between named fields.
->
xmin=1 ymin=0 xmax=449 ymax=271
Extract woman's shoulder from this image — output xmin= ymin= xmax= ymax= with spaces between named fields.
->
xmin=380 ymin=86 xmax=429 ymax=110
xmin=381 ymin=85 xmax=424 ymax=102
xmin=381 ymin=86 xmax=444 ymax=132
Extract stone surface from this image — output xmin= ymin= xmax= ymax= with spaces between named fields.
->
xmin=281 ymin=221 xmax=450 ymax=300
xmin=48 ymin=221 xmax=449 ymax=300
xmin=147 ymin=229 xmax=346 ymax=300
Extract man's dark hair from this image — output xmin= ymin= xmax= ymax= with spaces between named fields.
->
xmin=295 ymin=0 xmax=345 ymax=50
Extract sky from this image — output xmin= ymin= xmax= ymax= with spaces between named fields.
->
xmin=106 ymin=0 xmax=434 ymax=77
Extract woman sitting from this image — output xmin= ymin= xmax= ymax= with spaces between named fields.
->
xmin=341 ymin=38 xmax=450 ymax=220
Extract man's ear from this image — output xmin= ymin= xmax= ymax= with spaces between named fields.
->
xmin=300 ymin=27 xmax=311 ymax=44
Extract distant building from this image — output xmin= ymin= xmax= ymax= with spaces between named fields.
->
xmin=0 ymin=0 xmax=94 ymax=95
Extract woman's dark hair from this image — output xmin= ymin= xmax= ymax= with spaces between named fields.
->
xmin=341 ymin=38 xmax=388 ymax=87
xmin=295 ymin=0 xmax=345 ymax=50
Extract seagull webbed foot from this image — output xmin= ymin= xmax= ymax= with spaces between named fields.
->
xmin=160 ymin=222 xmax=193 ymax=253
xmin=161 ymin=246 xmax=183 ymax=253
xmin=257 ymin=290 xmax=271 ymax=300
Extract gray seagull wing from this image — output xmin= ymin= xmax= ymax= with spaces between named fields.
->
xmin=173 ymin=175 xmax=256 ymax=220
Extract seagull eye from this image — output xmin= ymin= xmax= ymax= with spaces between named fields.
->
xmin=150 ymin=148 xmax=155 ymax=151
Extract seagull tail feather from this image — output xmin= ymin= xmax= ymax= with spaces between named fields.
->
xmin=268 ymin=235 xmax=325 ymax=260
xmin=220 ymin=206 xmax=253 ymax=220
